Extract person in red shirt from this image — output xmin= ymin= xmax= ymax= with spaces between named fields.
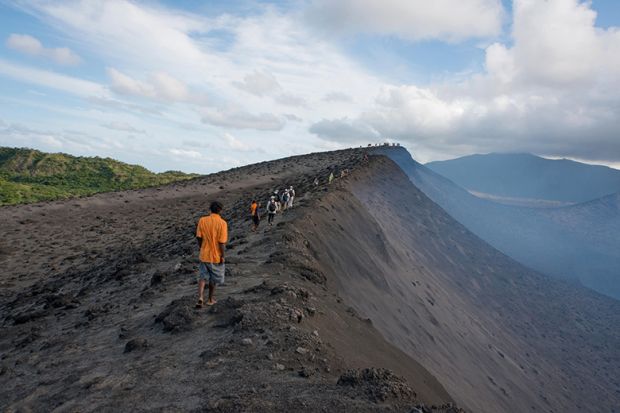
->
xmin=195 ymin=201 xmax=228 ymax=307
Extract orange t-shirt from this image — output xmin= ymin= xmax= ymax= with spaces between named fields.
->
xmin=196 ymin=213 xmax=228 ymax=263
xmin=250 ymin=202 xmax=258 ymax=216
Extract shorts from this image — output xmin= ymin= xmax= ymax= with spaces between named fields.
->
xmin=198 ymin=262 xmax=225 ymax=285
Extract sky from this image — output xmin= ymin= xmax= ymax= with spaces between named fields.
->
xmin=0 ymin=0 xmax=619 ymax=173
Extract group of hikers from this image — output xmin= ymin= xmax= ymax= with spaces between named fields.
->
xmin=250 ymin=185 xmax=295 ymax=231
xmin=194 ymin=186 xmax=294 ymax=307
xmin=193 ymin=149 xmax=377 ymax=308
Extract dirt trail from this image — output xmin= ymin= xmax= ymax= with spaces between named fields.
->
xmin=0 ymin=149 xmax=458 ymax=412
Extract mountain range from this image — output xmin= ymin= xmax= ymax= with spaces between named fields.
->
xmin=427 ymin=153 xmax=620 ymax=205
xmin=378 ymin=147 xmax=620 ymax=301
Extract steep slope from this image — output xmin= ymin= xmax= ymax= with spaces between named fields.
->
xmin=299 ymin=155 xmax=620 ymax=412
xmin=427 ymin=153 xmax=620 ymax=204
xmin=0 ymin=149 xmax=458 ymax=412
xmin=380 ymin=147 xmax=620 ymax=300
xmin=0 ymin=147 xmax=197 ymax=205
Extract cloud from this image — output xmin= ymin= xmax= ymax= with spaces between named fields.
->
xmin=283 ymin=114 xmax=303 ymax=122
xmin=307 ymin=0 xmax=504 ymax=42
xmin=101 ymin=121 xmax=145 ymax=134
xmin=169 ymin=148 xmax=203 ymax=159
xmin=0 ymin=58 xmax=105 ymax=97
xmin=309 ymin=118 xmax=379 ymax=142
xmin=233 ymin=70 xmax=281 ymax=96
xmin=223 ymin=132 xmax=251 ymax=151
xmin=274 ymin=92 xmax=307 ymax=107
xmin=323 ymin=92 xmax=353 ymax=102
xmin=106 ymin=68 xmax=206 ymax=104
xmin=87 ymin=96 xmax=162 ymax=115
xmin=6 ymin=33 xmax=82 ymax=65
xmin=201 ymin=108 xmax=285 ymax=131
xmin=309 ymin=0 xmax=620 ymax=164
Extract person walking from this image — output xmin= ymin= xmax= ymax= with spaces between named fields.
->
xmin=195 ymin=201 xmax=228 ymax=308
xmin=266 ymin=196 xmax=278 ymax=226
xmin=281 ymin=189 xmax=290 ymax=211
xmin=287 ymin=186 xmax=295 ymax=208
xmin=328 ymin=171 xmax=334 ymax=184
xmin=250 ymin=199 xmax=260 ymax=231
xmin=313 ymin=177 xmax=319 ymax=186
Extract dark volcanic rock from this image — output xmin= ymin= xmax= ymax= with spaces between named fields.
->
xmin=155 ymin=297 xmax=199 ymax=333
xmin=124 ymin=338 xmax=149 ymax=353
xmin=338 ymin=368 xmax=416 ymax=403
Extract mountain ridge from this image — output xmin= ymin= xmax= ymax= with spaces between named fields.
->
xmin=1 ymin=147 xmax=618 ymax=412
xmin=426 ymin=152 xmax=620 ymax=204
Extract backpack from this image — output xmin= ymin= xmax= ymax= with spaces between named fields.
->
xmin=268 ymin=202 xmax=276 ymax=212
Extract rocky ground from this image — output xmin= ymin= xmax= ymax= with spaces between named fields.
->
xmin=0 ymin=148 xmax=460 ymax=412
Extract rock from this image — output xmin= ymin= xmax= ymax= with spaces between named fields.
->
xmin=312 ymin=330 xmax=320 ymax=337
xmin=306 ymin=307 xmax=317 ymax=316
xmin=337 ymin=368 xmax=415 ymax=403
xmin=275 ymin=363 xmax=285 ymax=371
xmin=267 ymin=353 xmax=274 ymax=360
xmin=241 ymin=338 xmax=253 ymax=346
xmin=173 ymin=263 xmax=182 ymax=271
xmin=299 ymin=367 xmax=314 ymax=378
xmin=150 ymin=271 xmax=164 ymax=286
xmin=295 ymin=347 xmax=309 ymax=355
xmin=124 ymin=338 xmax=148 ymax=353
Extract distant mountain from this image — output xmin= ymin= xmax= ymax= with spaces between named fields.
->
xmin=426 ymin=153 xmax=620 ymax=204
xmin=376 ymin=147 xmax=620 ymax=301
xmin=0 ymin=147 xmax=198 ymax=206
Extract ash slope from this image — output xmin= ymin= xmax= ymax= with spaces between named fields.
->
xmin=0 ymin=149 xmax=456 ymax=413
xmin=307 ymin=156 xmax=620 ymax=413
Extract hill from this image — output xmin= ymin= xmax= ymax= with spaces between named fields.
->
xmin=1 ymin=147 xmax=618 ymax=412
xmin=426 ymin=153 xmax=620 ymax=204
xmin=0 ymin=147 xmax=198 ymax=205
xmin=380 ymin=147 xmax=620 ymax=301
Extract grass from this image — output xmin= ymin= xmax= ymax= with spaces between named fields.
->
xmin=0 ymin=147 xmax=199 ymax=206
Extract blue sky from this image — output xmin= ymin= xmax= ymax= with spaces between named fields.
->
xmin=1 ymin=0 xmax=620 ymax=173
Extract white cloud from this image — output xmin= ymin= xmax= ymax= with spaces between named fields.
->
xmin=309 ymin=117 xmax=379 ymax=142
xmin=106 ymin=68 xmax=205 ymax=104
xmin=0 ymin=58 xmax=105 ymax=97
xmin=309 ymin=0 xmax=620 ymax=164
xmin=283 ymin=113 xmax=303 ymax=122
xmin=101 ymin=121 xmax=145 ymax=134
xmin=274 ymin=92 xmax=307 ymax=107
xmin=233 ymin=70 xmax=281 ymax=96
xmin=169 ymin=148 xmax=203 ymax=159
xmin=223 ymin=132 xmax=251 ymax=151
xmin=307 ymin=0 xmax=504 ymax=42
xmin=201 ymin=108 xmax=285 ymax=131
xmin=323 ymin=92 xmax=353 ymax=103
xmin=6 ymin=33 xmax=81 ymax=65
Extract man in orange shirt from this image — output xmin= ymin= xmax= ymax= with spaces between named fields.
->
xmin=196 ymin=201 xmax=228 ymax=307
xmin=250 ymin=199 xmax=260 ymax=231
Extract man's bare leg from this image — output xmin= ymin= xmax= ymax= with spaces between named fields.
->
xmin=197 ymin=279 xmax=206 ymax=307
xmin=207 ymin=282 xmax=217 ymax=305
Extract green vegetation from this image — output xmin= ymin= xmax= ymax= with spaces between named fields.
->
xmin=0 ymin=147 xmax=199 ymax=206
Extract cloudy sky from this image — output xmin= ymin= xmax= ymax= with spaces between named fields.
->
xmin=1 ymin=0 xmax=619 ymax=173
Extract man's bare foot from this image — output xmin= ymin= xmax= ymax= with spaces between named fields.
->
xmin=207 ymin=299 xmax=218 ymax=306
